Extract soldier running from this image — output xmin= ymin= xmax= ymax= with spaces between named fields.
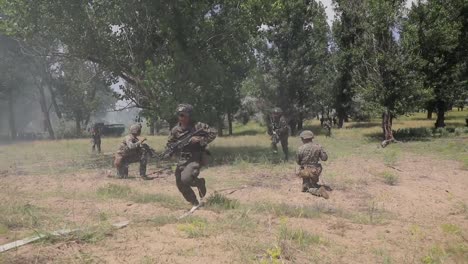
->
xmin=166 ymin=104 xmax=216 ymax=208
xmin=296 ymin=130 xmax=330 ymax=199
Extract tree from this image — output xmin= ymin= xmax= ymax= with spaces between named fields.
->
xmin=404 ymin=0 xmax=466 ymax=128
xmin=360 ymin=0 xmax=429 ymax=146
xmin=1 ymin=0 xmax=256 ymax=134
xmin=52 ymin=59 xmax=115 ymax=136
xmin=332 ymin=0 xmax=371 ymax=128
xmin=255 ymin=0 xmax=331 ymax=133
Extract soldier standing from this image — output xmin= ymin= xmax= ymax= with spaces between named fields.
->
xmin=296 ymin=130 xmax=329 ymax=199
xmin=166 ymin=104 xmax=216 ymax=208
xmin=267 ymin=107 xmax=289 ymax=161
xmin=323 ymin=118 xmax=332 ymax=137
xmin=91 ymin=123 xmax=102 ymax=153
xmin=113 ymin=124 xmax=151 ymax=180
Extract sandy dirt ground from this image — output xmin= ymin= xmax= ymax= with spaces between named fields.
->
xmin=0 ymin=151 xmax=467 ymax=263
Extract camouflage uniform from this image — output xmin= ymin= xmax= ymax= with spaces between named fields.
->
xmin=323 ymin=120 xmax=332 ymax=137
xmin=168 ymin=105 xmax=217 ymax=206
xmin=113 ymin=124 xmax=149 ymax=179
xmin=91 ymin=124 xmax=102 ymax=153
xmin=296 ymin=130 xmax=329 ymax=199
xmin=268 ymin=108 xmax=289 ymax=160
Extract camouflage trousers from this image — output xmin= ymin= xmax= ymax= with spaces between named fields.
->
xmin=272 ymin=135 xmax=289 ymax=160
xmin=299 ymin=165 xmax=328 ymax=198
xmin=92 ymin=136 xmax=101 ymax=153
xmin=175 ymin=152 xmax=206 ymax=206
xmin=114 ymin=149 xmax=148 ymax=178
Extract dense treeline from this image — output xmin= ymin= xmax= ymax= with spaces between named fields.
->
xmin=0 ymin=0 xmax=467 ymax=141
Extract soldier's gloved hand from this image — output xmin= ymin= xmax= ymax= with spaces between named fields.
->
xmin=190 ymin=136 xmax=202 ymax=144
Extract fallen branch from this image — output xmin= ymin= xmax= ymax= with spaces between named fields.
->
xmin=0 ymin=221 xmax=129 ymax=253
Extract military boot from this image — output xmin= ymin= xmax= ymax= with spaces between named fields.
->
xmin=196 ymin=178 xmax=207 ymax=199
xmin=308 ymin=187 xmax=329 ymax=199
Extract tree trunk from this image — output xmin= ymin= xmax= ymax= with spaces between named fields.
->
xmin=427 ymin=110 xmax=433 ymax=119
xmin=338 ymin=117 xmax=344 ymax=129
xmin=288 ymin=119 xmax=297 ymax=135
xmin=47 ymin=85 xmax=62 ymax=119
xmin=381 ymin=111 xmax=396 ymax=148
xmin=7 ymin=89 xmax=17 ymax=140
xmin=75 ymin=116 xmax=82 ymax=137
xmin=435 ymin=100 xmax=446 ymax=128
xmin=149 ymin=121 xmax=155 ymax=135
xmin=297 ymin=115 xmax=303 ymax=131
xmin=217 ymin=117 xmax=223 ymax=137
xmin=37 ymin=82 xmax=55 ymax=139
xmin=227 ymin=112 xmax=233 ymax=136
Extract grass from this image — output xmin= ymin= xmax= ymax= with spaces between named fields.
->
xmin=0 ymin=202 xmax=49 ymax=232
xmin=41 ymin=222 xmax=114 ymax=245
xmin=380 ymin=171 xmax=399 ymax=186
xmin=177 ymin=217 xmax=209 ymax=238
xmin=205 ymin=192 xmax=240 ymax=211
xmin=96 ymin=183 xmax=185 ymax=209
xmin=251 ymin=202 xmax=325 ymax=219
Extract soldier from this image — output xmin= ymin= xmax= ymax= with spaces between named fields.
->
xmin=167 ymin=104 xmax=216 ymax=207
xmin=323 ymin=118 xmax=332 ymax=137
xmin=113 ymin=124 xmax=151 ymax=180
xmin=91 ymin=123 xmax=102 ymax=153
xmin=267 ymin=107 xmax=289 ymax=160
xmin=296 ymin=130 xmax=329 ymax=199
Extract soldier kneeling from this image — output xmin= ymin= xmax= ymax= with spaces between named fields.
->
xmin=113 ymin=124 xmax=152 ymax=180
xmin=296 ymin=130 xmax=329 ymax=199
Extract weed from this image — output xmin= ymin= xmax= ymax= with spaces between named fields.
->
xmin=177 ymin=217 xmax=209 ymax=238
xmin=146 ymin=215 xmax=177 ymax=227
xmin=130 ymin=193 xmax=184 ymax=209
xmin=380 ymin=171 xmax=399 ymax=186
xmin=351 ymin=201 xmax=391 ymax=225
xmin=252 ymin=202 xmax=323 ymax=219
xmin=421 ymin=245 xmax=447 ymax=264
xmin=441 ymin=223 xmax=462 ymax=235
xmin=383 ymin=150 xmax=399 ymax=166
xmin=206 ymin=192 xmax=240 ymax=211
xmin=0 ymin=203 xmax=45 ymax=230
xmin=96 ymin=183 xmax=132 ymax=199
xmin=263 ymin=245 xmax=282 ymax=262
xmin=278 ymin=224 xmax=321 ymax=248
xmin=373 ymin=248 xmax=393 ymax=264
xmin=42 ymin=222 xmax=114 ymax=244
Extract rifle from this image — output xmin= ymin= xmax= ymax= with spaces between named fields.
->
xmin=156 ymin=128 xmax=205 ymax=160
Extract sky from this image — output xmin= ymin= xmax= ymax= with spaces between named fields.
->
xmin=318 ymin=0 xmax=418 ymax=26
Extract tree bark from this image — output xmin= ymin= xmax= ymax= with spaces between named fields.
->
xmin=37 ymin=82 xmax=55 ymax=139
xmin=297 ymin=114 xmax=303 ymax=131
xmin=427 ymin=110 xmax=433 ymax=119
xmin=435 ymin=100 xmax=446 ymax=128
xmin=217 ymin=116 xmax=223 ymax=137
xmin=7 ymin=89 xmax=17 ymax=140
xmin=381 ymin=111 xmax=396 ymax=148
xmin=227 ymin=112 xmax=233 ymax=136
xmin=75 ymin=115 xmax=82 ymax=137
xmin=47 ymin=85 xmax=62 ymax=119
xmin=149 ymin=121 xmax=155 ymax=135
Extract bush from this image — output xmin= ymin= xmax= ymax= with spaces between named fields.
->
xmin=394 ymin=127 xmax=432 ymax=139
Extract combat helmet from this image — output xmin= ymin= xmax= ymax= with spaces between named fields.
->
xmin=299 ymin=130 xmax=314 ymax=140
xmin=272 ymin=107 xmax=283 ymax=115
xmin=130 ymin=124 xmax=142 ymax=135
xmin=176 ymin=104 xmax=194 ymax=115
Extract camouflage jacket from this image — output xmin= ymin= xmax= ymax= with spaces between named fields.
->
xmin=268 ymin=116 xmax=289 ymax=137
xmin=296 ymin=142 xmax=328 ymax=167
xmin=117 ymin=134 xmax=144 ymax=154
xmin=167 ymin=122 xmax=217 ymax=153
